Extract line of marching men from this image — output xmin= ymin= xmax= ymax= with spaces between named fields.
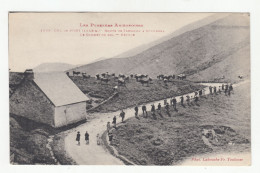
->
xmin=76 ymin=83 xmax=234 ymax=145
xmin=106 ymin=83 xmax=234 ymax=143
xmin=209 ymin=83 xmax=233 ymax=96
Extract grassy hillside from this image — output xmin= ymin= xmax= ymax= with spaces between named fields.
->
xmin=189 ymin=45 xmax=250 ymax=83
xmin=68 ymin=14 xmax=250 ymax=82
xmin=109 ymin=82 xmax=250 ymax=165
xmin=10 ymin=114 xmax=56 ymax=164
xmin=69 ymin=76 xmax=204 ymax=113
xmin=9 ymin=72 xmax=204 ymax=113
xmin=111 ymin=13 xmax=230 ymax=59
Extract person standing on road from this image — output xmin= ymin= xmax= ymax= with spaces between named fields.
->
xmin=186 ymin=95 xmax=190 ymax=105
xmin=142 ymin=105 xmax=148 ymax=117
xmin=107 ymin=122 xmax=111 ymax=133
xmin=228 ymin=88 xmax=231 ymax=96
xmin=170 ymin=97 xmax=173 ymax=105
xmin=164 ymin=99 xmax=167 ymax=106
xmin=151 ymin=104 xmax=156 ymax=119
xmin=225 ymin=83 xmax=229 ymax=91
xmin=229 ymin=84 xmax=233 ymax=93
xmin=108 ymin=132 xmax=113 ymax=145
xmin=218 ymin=86 xmax=222 ymax=94
xmin=157 ymin=103 xmax=161 ymax=114
xmin=214 ymin=86 xmax=217 ymax=94
xmin=112 ymin=116 xmax=117 ymax=128
xmin=151 ymin=104 xmax=155 ymax=115
xmin=165 ymin=102 xmax=170 ymax=114
xmin=172 ymin=97 xmax=177 ymax=110
xmin=180 ymin=96 xmax=184 ymax=106
xmin=202 ymin=88 xmax=206 ymax=97
xmin=199 ymin=90 xmax=202 ymax=97
xmin=225 ymin=84 xmax=228 ymax=96
xmin=194 ymin=95 xmax=199 ymax=103
xmin=85 ymin=131 xmax=89 ymax=145
xmin=76 ymin=131 xmax=81 ymax=145
xmin=209 ymin=86 xmax=213 ymax=94
xmin=134 ymin=105 xmax=139 ymax=118
xmin=120 ymin=110 xmax=125 ymax=122
xmin=222 ymin=84 xmax=225 ymax=90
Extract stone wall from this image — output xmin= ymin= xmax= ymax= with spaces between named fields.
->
xmin=10 ymin=80 xmax=55 ymax=127
xmin=54 ymin=102 xmax=86 ymax=127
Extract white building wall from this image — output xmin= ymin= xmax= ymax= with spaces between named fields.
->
xmin=54 ymin=101 xmax=86 ymax=127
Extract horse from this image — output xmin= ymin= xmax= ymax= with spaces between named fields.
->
xmin=118 ymin=78 xmax=126 ymax=86
xmin=73 ymin=71 xmax=81 ymax=76
xmin=101 ymin=73 xmax=106 ymax=78
xmin=157 ymin=74 xmax=164 ymax=80
xmin=163 ymin=78 xmax=169 ymax=86
xmin=125 ymin=76 xmax=130 ymax=82
xmin=100 ymin=77 xmax=110 ymax=84
xmin=140 ymin=78 xmax=150 ymax=86
xmin=135 ymin=74 xmax=144 ymax=81
xmin=114 ymin=76 xmax=119 ymax=81
xmin=177 ymin=74 xmax=186 ymax=80
xmin=119 ymin=74 xmax=125 ymax=78
xmin=82 ymin=73 xmax=90 ymax=79
xmin=96 ymin=74 xmax=100 ymax=80
xmin=163 ymin=75 xmax=172 ymax=80
xmin=214 ymin=75 xmax=225 ymax=81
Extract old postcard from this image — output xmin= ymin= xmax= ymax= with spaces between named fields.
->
xmin=9 ymin=12 xmax=250 ymax=165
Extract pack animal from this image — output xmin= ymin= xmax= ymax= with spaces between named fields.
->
xmin=73 ymin=71 xmax=81 ymax=76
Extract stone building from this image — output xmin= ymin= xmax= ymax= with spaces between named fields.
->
xmin=9 ymin=70 xmax=89 ymax=127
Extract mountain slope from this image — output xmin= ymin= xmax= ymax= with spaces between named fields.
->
xmin=69 ymin=13 xmax=250 ymax=80
xmin=112 ymin=13 xmax=230 ymax=59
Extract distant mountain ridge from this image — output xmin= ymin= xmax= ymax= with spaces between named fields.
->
xmin=68 ymin=13 xmax=250 ymax=82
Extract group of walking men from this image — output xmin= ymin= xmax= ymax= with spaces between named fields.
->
xmin=76 ymin=83 xmax=234 ymax=146
xmin=209 ymin=83 xmax=233 ymax=96
xmin=133 ymin=96 xmax=179 ymax=119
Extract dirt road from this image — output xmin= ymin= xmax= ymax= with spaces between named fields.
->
xmin=64 ymin=80 xmax=249 ymax=165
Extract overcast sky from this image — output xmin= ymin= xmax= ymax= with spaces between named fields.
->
xmin=9 ymin=13 xmax=213 ymax=72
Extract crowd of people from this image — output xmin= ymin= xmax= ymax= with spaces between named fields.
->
xmin=76 ymin=83 xmax=234 ymax=146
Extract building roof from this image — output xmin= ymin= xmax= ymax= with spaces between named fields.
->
xmin=34 ymin=72 xmax=89 ymax=106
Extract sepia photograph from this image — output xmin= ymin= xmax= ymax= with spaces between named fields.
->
xmin=8 ymin=12 xmax=251 ymax=166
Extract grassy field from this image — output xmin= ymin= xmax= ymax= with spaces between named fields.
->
xmin=109 ymin=82 xmax=250 ymax=165
xmin=70 ymin=76 xmax=205 ymax=113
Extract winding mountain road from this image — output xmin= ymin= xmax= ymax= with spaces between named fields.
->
xmin=64 ymin=80 xmax=249 ymax=165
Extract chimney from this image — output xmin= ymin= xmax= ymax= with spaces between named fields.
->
xmin=24 ymin=69 xmax=34 ymax=80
